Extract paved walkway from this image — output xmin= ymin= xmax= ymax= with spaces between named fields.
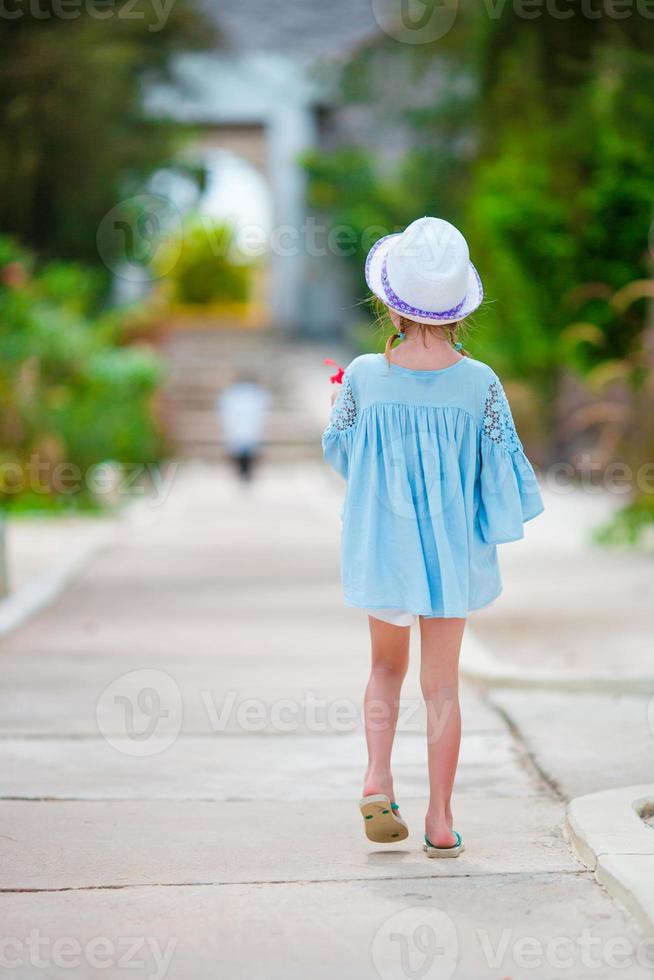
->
xmin=0 ymin=461 xmax=650 ymax=980
xmin=470 ymin=483 xmax=654 ymax=802
xmin=474 ymin=485 xmax=653 ymax=680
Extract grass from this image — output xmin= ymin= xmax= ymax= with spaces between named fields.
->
xmin=1 ymin=492 xmax=109 ymax=518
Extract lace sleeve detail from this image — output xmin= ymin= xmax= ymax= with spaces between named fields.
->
xmin=325 ymin=376 xmax=357 ymax=433
xmin=482 ymin=378 xmax=521 ymax=453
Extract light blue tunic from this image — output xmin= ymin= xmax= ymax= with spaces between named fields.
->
xmin=322 ymin=353 xmax=544 ymax=618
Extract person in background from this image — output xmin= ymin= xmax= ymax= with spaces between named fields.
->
xmin=217 ymin=375 xmax=271 ymax=481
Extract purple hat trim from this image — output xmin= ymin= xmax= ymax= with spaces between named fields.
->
xmin=366 ymin=234 xmax=482 ymax=321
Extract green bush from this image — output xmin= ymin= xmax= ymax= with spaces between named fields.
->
xmin=157 ymin=222 xmax=254 ymax=306
xmin=594 ymin=496 xmax=654 ymax=549
xmin=0 ymin=236 xmax=164 ymax=510
xmin=0 ymin=0 xmax=215 ymax=265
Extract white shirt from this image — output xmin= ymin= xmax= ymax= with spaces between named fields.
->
xmin=217 ymin=382 xmax=271 ymax=452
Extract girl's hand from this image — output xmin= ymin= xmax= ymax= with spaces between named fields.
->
xmin=330 ymin=384 xmax=341 ymax=405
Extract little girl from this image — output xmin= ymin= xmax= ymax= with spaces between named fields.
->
xmin=323 ymin=217 xmax=544 ymax=858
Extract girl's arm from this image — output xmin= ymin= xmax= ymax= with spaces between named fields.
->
xmin=322 ymin=372 xmax=358 ymax=479
xmin=477 ymin=374 xmax=544 ymax=544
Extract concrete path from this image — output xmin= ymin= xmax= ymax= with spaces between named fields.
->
xmin=0 ymin=516 xmax=115 ymax=640
xmin=472 ymin=484 xmax=654 ymax=684
xmin=0 ymin=463 xmax=651 ymax=979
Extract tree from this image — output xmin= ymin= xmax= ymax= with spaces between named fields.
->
xmin=0 ymin=0 xmax=215 ymax=264
xmin=468 ymin=8 xmax=654 ymax=386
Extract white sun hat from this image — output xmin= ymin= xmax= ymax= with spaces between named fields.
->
xmin=365 ymin=216 xmax=483 ymax=325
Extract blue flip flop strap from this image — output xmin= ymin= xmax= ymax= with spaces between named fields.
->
xmin=424 ymin=831 xmax=461 ymax=849
xmin=390 ymin=803 xmax=399 ymax=811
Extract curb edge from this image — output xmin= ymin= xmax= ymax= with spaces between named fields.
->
xmin=565 ymin=785 xmax=654 ymax=939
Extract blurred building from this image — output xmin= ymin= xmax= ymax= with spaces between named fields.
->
xmin=145 ymin=0 xmax=383 ymax=336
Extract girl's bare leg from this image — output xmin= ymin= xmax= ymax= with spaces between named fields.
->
xmin=419 ymin=617 xmax=466 ymax=847
xmin=361 ymin=616 xmax=410 ymax=803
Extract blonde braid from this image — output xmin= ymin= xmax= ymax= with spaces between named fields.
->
xmin=384 ymin=315 xmax=410 ymax=366
xmin=448 ymin=323 xmax=470 ymax=357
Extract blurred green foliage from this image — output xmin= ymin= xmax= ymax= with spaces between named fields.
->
xmin=0 ymin=3 xmax=216 ymax=508
xmin=0 ymin=237 xmax=164 ymax=510
xmin=304 ymin=5 xmax=654 ymax=539
xmin=0 ymin=0 xmax=215 ymax=268
xmin=595 ymin=496 xmax=654 ymax=548
xmin=306 ymin=23 xmax=653 ymax=374
xmin=306 ymin=11 xmax=654 ymax=383
xmin=155 ymin=222 xmax=254 ymax=306
xmin=468 ymin=40 xmax=654 ymax=388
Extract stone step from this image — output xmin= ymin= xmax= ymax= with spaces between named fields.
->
xmin=155 ymin=328 xmax=337 ymax=459
xmin=170 ymin=420 xmax=321 ymax=446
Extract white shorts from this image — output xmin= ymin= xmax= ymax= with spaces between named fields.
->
xmin=365 ymin=608 xmax=418 ymax=627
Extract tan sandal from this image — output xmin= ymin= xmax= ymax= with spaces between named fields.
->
xmin=359 ymin=794 xmax=409 ymax=843
xmin=422 ymin=831 xmax=464 ymax=858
